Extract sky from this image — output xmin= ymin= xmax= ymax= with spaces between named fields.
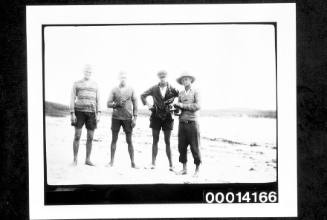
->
xmin=44 ymin=24 xmax=276 ymax=111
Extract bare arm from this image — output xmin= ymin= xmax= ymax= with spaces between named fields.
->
xmin=107 ymin=89 xmax=116 ymax=108
xmin=69 ymin=83 xmax=77 ymax=114
xmin=96 ymin=86 xmax=101 ymax=113
xmin=132 ymin=89 xmax=138 ymax=118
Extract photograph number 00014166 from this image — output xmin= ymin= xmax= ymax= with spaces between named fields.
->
xmin=27 ymin=3 xmax=296 ymax=219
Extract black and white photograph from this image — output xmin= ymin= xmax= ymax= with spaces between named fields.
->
xmin=26 ymin=3 xmax=296 ymax=219
xmin=44 ymin=24 xmax=277 ymax=185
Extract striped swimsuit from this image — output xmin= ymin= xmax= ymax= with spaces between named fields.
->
xmin=70 ymin=79 xmax=100 ymax=113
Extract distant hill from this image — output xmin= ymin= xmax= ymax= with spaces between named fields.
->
xmin=45 ymin=101 xmax=276 ymax=118
xmin=44 ymin=101 xmax=149 ymax=117
xmin=45 ymin=101 xmax=70 ymax=117
xmin=200 ymin=109 xmax=276 ymax=118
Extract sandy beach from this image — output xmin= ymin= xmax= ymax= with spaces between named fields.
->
xmin=46 ymin=115 xmax=276 ymax=185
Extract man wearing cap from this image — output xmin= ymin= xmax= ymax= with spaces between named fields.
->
xmin=70 ymin=64 xmax=100 ymax=166
xmin=140 ymin=71 xmax=179 ymax=171
xmin=174 ymin=72 xmax=201 ymax=177
xmin=107 ymin=72 xmax=138 ymax=168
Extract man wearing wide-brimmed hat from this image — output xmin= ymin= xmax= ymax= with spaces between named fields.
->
xmin=141 ymin=70 xmax=179 ymax=171
xmin=174 ymin=72 xmax=201 ymax=177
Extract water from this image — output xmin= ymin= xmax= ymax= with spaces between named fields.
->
xmin=55 ymin=115 xmax=277 ymax=146
xmin=199 ymin=116 xmax=276 ymax=146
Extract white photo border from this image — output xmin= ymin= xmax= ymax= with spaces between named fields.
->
xmin=27 ymin=3 xmax=296 ymax=219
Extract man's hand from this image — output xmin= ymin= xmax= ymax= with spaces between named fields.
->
xmin=146 ymin=103 xmax=154 ymax=111
xmin=164 ymin=97 xmax=175 ymax=105
xmin=96 ymin=112 xmax=100 ymax=123
xmin=118 ymin=99 xmax=127 ymax=107
xmin=113 ymin=102 xmax=123 ymax=109
xmin=112 ymin=102 xmax=118 ymax=108
xmin=131 ymin=118 xmax=137 ymax=128
xmin=173 ymin=103 xmax=183 ymax=109
xmin=71 ymin=113 xmax=76 ymax=125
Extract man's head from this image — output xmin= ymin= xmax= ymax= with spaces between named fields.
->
xmin=176 ymin=72 xmax=195 ymax=87
xmin=181 ymin=76 xmax=192 ymax=87
xmin=83 ymin=65 xmax=92 ymax=80
xmin=157 ymin=71 xmax=168 ymax=84
xmin=118 ymin=71 xmax=127 ymax=86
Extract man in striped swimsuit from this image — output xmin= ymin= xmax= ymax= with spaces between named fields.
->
xmin=70 ymin=65 xmax=100 ymax=166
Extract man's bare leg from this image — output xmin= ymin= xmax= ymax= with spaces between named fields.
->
xmin=178 ymin=163 xmax=187 ymax=175
xmin=126 ymin=132 xmax=138 ymax=168
xmin=108 ymin=130 xmax=119 ymax=167
xmin=73 ymin=128 xmax=82 ymax=165
xmin=163 ymin=129 xmax=173 ymax=171
xmin=85 ymin=129 xmax=95 ymax=166
xmin=193 ymin=164 xmax=200 ymax=177
xmin=151 ymin=129 xmax=160 ymax=169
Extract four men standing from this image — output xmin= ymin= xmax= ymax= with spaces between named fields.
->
xmin=70 ymin=67 xmax=201 ymax=176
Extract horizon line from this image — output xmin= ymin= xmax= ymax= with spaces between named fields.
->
xmin=45 ymin=100 xmax=276 ymax=112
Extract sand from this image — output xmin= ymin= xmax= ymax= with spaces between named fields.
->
xmin=46 ymin=115 xmax=276 ymax=185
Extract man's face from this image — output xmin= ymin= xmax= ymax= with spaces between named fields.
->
xmin=159 ymin=75 xmax=167 ymax=84
xmin=181 ymin=77 xmax=192 ymax=87
xmin=119 ymin=74 xmax=127 ymax=86
xmin=83 ymin=66 xmax=92 ymax=80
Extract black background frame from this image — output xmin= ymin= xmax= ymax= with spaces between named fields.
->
xmin=2 ymin=0 xmax=327 ymax=219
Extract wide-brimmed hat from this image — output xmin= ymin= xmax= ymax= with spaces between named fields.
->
xmin=176 ymin=72 xmax=196 ymax=84
xmin=157 ymin=70 xmax=167 ymax=78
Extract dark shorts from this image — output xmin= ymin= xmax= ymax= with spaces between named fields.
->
xmin=150 ymin=114 xmax=174 ymax=131
xmin=74 ymin=111 xmax=97 ymax=130
xmin=111 ymin=118 xmax=133 ymax=134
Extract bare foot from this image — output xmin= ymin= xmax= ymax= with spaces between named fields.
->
xmin=144 ymin=164 xmax=155 ymax=169
xmin=106 ymin=162 xmax=114 ymax=167
xmin=176 ymin=169 xmax=187 ymax=175
xmin=85 ymin=160 xmax=95 ymax=166
xmin=71 ymin=160 xmax=78 ymax=166
xmin=193 ymin=166 xmax=200 ymax=177
xmin=192 ymin=170 xmax=199 ymax=178
xmin=131 ymin=163 xmax=139 ymax=169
